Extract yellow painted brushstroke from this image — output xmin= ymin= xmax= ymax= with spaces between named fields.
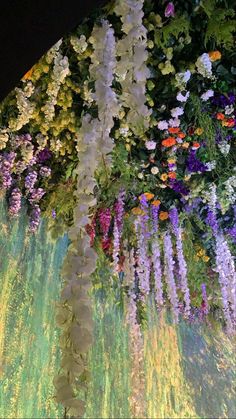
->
xmin=144 ymin=311 xmax=197 ymax=419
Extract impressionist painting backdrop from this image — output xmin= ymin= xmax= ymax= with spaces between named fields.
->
xmin=0 ymin=0 xmax=236 ymax=418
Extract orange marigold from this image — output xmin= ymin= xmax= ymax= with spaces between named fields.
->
xmin=192 ymin=142 xmax=200 ymax=149
xmin=159 ymin=211 xmax=169 ymax=221
xmin=178 ymin=132 xmax=186 ymax=139
xmin=168 ymin=172 xmax=177 ymax=179
xmin=208 ymin=51 xmax=221 ymax=62
xmin=162 ymin=137 xmax=176 ymax=147
xmin=216 ymin=113 xmax=225 ymax=120
xmin=22 ymin=67 xmax=34 ymax=81
xmin=152 ymin=199 xmax=161 ymax=207
xmin=139 ymin=192 xmax=154 ymax=201
xmin=168 ymin=127 xmax=180 ymax=134
xmin=132 ymin=207 xmax=144 ymax=215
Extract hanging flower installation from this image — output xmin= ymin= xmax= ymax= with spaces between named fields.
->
xmin=0 ymin=0 xmax=236 ymax=416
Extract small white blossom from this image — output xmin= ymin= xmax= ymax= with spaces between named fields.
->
xmin=145 ymin=140 xmax=156 ymax=150
xmin=225 ymin=105 xmax=234 ymax=115
xmin=151 ymin=166 xmax=159 ymax=175
xmin=168 ymin=118 xmax=181 ymax=127
xmin=196 ymin=53 xmax=212 ymax=78
xmin=158 ymin=120 xmax=168 ymax=130
xmin=201 ymin=89 xmax=214 ymax=101
xmin=175 ymin=70 xmax=191 ymax=87
xmin=205 ymin=160 xmax=216 ymax=171
xmin=176 ymin=91 xmax=190 ymax=102
xmin=171 ymin=107 xmax=184 ymax=118
xmin=218 ymin=141 xmax=230 ymax=156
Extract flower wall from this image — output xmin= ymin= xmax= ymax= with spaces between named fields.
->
xmin=0 ymin=0 xmax=235 ymax=416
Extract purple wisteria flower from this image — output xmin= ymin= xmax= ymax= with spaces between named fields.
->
xmin=25 ymin=171 xmax=37 ymax=192
xmin=163 ymin=231 xmax=179 ymax=323
xmin=29 ymin=188 xmax=45 ymax=204
xmin=135 ymin=215 xmax=151 ymax=300
xmin=169 ymin=179 xmax=190 ymax=196
xmin=169 ymin=207 xmax=191 ymax=317
xmin=29 ymin=204 xmax=41 ymax=233
xmin=37 ymin=148 xmax=52 ymax=163
xmin=151 ymin=204 xmax=163 ymax=307
xmin=39 ymin=166 xmax=51 ymax=178
xmin=9 ymin=188 xmax=22 ymax=217
xmin=0 ymin=152 xmax=16 ymax=189
xmin=113 ymin=190 xmax=125 ymax=272
xmin=206 ymin=208 xmax=218 ymax=234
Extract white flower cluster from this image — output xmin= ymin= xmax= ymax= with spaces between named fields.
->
xmin=115 ymin=0 xmax=152 ymax=135
xmin=223 ymin=176 xmax=236 ymax=205
xmin=175 ymin=70 xmax=191 ymax=88
xmin=45 ymin=39 xmax=62 ymax=64
xmin=70 ymin=34 xmax=88 ymax=55
xmin=42 ymin=48 xmax=70 ymax=122
xmin=89 ymin=20 xmax=119 ymax=165
xmin=196 ymin=53 xmax=212 ymax=78
xmin=218 ymin=140 xmax=231 ymax=156
xmin=9 ymin=82 xmax=35 ymax=131
xmin=201 ymin=89 xmax=214 ymax=101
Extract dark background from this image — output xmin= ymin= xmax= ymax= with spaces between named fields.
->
xmin=0 ymin=0 xmax=107 ymax=102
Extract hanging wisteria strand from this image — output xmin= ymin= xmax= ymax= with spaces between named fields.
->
xmin=54 ymin=20 xmax=119 ymax=418
xmin=113 ymin=190 xmax=125 ymax=272
xmin=114 ymin=0 xmax=152 ymax=136
xmin=135 ymin=196 xmax=151 ymax=300
xmin=163 ymin=232 xmax=179 ymax=323
xmin=169 ymin=208 xmax=191 ymax=317
xmin=151 ymin=204 xmax=164 ymax=307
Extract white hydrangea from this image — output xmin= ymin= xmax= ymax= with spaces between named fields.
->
xmin=201 ymin=89 xmax=214 ymax=101
xmin=8 ymin=82 xmax=35 ymax=131
xmin=70 ymin=34 xmax=88 ymax=55
xmin=196 ymin=53 xmax=212 ymax=78
xmin=168 ymin=118 xmax=181 ymax=127
xmin=176 ymin=91 xmax=190 ymax=102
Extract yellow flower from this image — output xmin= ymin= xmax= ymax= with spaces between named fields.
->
xmin=167 ymin=158 xmax=176 ymax=164
xmin=197 ymin=249 xmax=205 ymax=257
xmin=138 ymin=192 xmax=155 ymax=201
xmin=160 ymin=173 xmax=168 ymax=181
xmin=194 ymin=128 xmax=203 ymax=136
xmin=132 ymin=207 xmax=144 ymax=216
xmin=203 ymin=255 xmax=210 ymax=262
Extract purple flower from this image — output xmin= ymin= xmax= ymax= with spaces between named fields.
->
xmin=135 ymin=217 xmax=151 ymax=299
xmin=206 ymin=208 xmax=218 ymax=234
xmin=29 ymin=188 xmax=45 ymax=204
xmin=37 ymin=148 xmax=52 ymax=163
xmin=0 ymin=152 xmax=16 ymax=189
xmin=9 ymin=188 xmax=22 ymax=217
xmin=25 ymin=171 xmax=37 ymax=192
xmin=98 ymin=208 xmax=111 ymax=240
xmin=163 ymin=232 xmax=179 ymax=323
xmin=165 ymin=2 xmax=175 ymax=18
xmin=52 ymin=209 xmax=56 ymax=219
xmin=169 ymin=179 xmax=190 ymax=196
xmin=187 ymin=150 xmax=207 ymax=173
xmin=29 ymin=204 xmax=41 ymax=233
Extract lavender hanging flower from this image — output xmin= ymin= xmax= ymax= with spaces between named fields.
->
xmin=163 ymin=232 xmax=179 ymax=323
xmin=9 ymin=188 xmax=22 ymax=217
xmin=25 ymin=171 xmax=37 ymax=192
xmin=29 ymin=204 xmax=41 ymax=233
xmin=29 ymin=188 xmax=45 ymax=204
xmin=0 ymin=152 xmax=16 ymax=189
xmin=151 ymin=203 xmax=164 ymax=307
xmin=187 ymin=150 xmax=207 ymax=173
xmin=39 ymin=166 xmax=51 ymax=178
xmin=135 ymin=216 xmax=151 ymax=300
xmin=169 ymin=207 xmax=191 ymax=317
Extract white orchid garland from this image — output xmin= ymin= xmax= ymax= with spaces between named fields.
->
xmin=8 ymin=81 xmax=35 ymax=131
xmin=115 ymin=0 xmax=152 ymax=136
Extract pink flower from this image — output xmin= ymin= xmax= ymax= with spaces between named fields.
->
xmin=165 ymin=2 xmax=175 ymax=18
xmin=145 ymin=140 xmax=156 ymax=150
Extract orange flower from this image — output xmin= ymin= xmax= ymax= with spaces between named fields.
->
xmin=208 ymin=51 xmax=221 ymax=62
xmin=178 ymin=132 xmax=186 ymax=139
xmin=216 ymin=113 xmax=225 ymax=120
xmin=152 ymin=199 xmax=161 ymax=207
xmin=182 ymin=142 xmax=190 ymax=149
xmin=139 ymin=192 xmax=154 ymax=201
xmin=22 ymin=66 xmax=34 ymax=81
xmin=168 ymin=127 xmax=180 ymax=134
xmin=132 ymin=207 xmax=144 ymax=215
xmin=168 ymin=172 xmax=177 ymax=179
xmin=159 ymin=211 xmax=169 ymax=221
xmin=160 ymin=173 xmax=168 ymax=181
xmin=162 ymin=137 xmax=176 ymax=147
xmin=192 ymin=142 xmax=200 ymax=149
xmin=194 ymin=128 xmax=203 ymax=136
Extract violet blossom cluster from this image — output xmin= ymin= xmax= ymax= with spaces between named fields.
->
xmin=151 ymin=204 xmax=164 ymax=307
xmin=29 ymin=204 xmax=41 ymax=233
xmin=9 ymin=188 xmax=22 ymax=217
xmin=135 ymin=215 xmax=151 ymax=300
xmin=0 ymin=152 xmax=16 ymax=189
xmin=163 ymin=232 xmax=179 ymax=323
xmin=169 ymin=208 xmax=191 ymax=317
xmin=25 ymin=171 xmax=37 ymax=192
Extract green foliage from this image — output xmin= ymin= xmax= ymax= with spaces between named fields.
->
xmin=154 ymin=15 xmax=190 ymax=49
xmin=205 ymin=9 xmax=236 ymax=49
